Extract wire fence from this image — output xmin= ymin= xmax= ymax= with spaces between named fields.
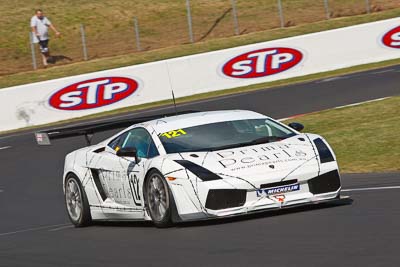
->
xmin=1 ymin=0 xmax=399 ymax=75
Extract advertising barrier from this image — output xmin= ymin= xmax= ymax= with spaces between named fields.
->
xmin=1 ymin=18 xmax=399 ymax=132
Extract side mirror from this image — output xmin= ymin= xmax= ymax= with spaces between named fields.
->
xmin=116 ymin=147 xmax=139 ymax=162
xmin=288 ymin=122 xmax=304 ymax=132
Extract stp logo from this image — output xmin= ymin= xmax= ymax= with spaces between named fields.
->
xmin=49 ymin=77 xmax=139 ymax=110
xmin=222 ymin=47 xmax=303 ymax=78
xmin=382 ymin=26 xmax=400 ymax=48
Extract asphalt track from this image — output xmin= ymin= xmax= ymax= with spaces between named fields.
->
xmin=0 ymin=65 xmax=399 ymax=267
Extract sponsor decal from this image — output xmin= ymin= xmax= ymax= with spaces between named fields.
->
xmin=159 ymin=129 xmax=187 ymax=139
xmin=35 ymin=133 xmax=44 ymax=142
xmin=222 ymin=47 xmax=303 ymax=78
xmin=98 ymin=170 xmax=141 ymax=206
xmin=49 ymin=77 xmax=139 ymax=110
xmin=128 ymin=174 xmax=142 ymax=206
xmin=273 ymin=195 xmax=285 ymax=203
xmin=382 ymin=26 xmax=400 ymax=48
xmin=216 ymin=144 xmax=307 ymax=170
xmin=34 ymin=133 xmax=50 ymax=145
xmin=256 ymin=183 xmax=300 ymax=197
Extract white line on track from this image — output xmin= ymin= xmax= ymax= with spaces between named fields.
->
xmin=371 ymin=69 xmax=395 ymax=74
xmin=333 ymin=97 xmax=389 ymax=110
xmin=48 ymin=225 xmax=74 ymax=232
xmin=0 ymin=135 xmax=19 ymax=141
xmin=342 ymin=185 xmax=400 ymax=192
xmin=278 ymin=97 xmax=390 ymax=121
xmin=316 ymin=76 xmax=348 ymax=83
xmin=0 ymin=223 xmax=70 ymax=237
xmin=0 ymin=146 xmax=11 ymax=150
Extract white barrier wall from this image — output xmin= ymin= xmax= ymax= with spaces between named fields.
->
xmin=1 ymin=18 xmax=400 ymax=132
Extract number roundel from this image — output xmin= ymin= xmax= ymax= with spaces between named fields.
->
xmin=160 ymin=129 xmax=187 ymax=139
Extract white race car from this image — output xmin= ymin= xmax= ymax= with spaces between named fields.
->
xmin=37 ymin=110 xmax=344 ymax=227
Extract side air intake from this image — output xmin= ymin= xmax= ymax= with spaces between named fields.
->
xmin=90 ymin=169 xmax=108 ymax=201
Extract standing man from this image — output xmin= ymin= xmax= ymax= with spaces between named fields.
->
xmin=30 ymin=9 xmax=61 ymax=67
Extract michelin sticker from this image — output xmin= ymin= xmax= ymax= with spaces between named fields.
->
xmin=256 ymin=183 xmax=300 ymax=197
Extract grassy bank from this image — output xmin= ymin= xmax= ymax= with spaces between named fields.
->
xmin=284 ymin=96 xmax=400 ymax=173
xmin=1 ymin=4 xmax=400 ymax=88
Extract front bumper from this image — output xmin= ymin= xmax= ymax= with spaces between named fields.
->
xmin=177 ymin=193 xmax=350 ymax=222
xmin=175 ymin=169 xmax=344 ymax=221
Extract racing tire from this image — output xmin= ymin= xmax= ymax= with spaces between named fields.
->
xmin=145 ymin=170 xmax=175 ymax=228
xmin=64 ymin=174 xmax=92 ymax=227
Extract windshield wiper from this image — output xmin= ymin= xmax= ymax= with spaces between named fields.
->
xmin=250 ymin=136 xmax=282 ymax=144
xmin=208 ymin=135 xmax=295 ymax=151
xmin=207 ymin=138 xmax=273 ymax=151
xmin=207 ymin=142 xmax=253 ymax=151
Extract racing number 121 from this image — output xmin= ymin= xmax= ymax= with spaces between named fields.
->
xmin=161 ymin=129 xmax=187 ymax=139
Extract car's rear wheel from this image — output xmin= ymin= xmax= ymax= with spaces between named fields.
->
xmin=145 ymin=170 xmax=174 ymax=228
xmin=65 ymin=174 xmax=92 ymax=227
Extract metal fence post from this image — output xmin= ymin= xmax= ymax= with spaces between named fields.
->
xmin=231 ymin=0 xmax=239 ymax=35
xmin=133 ymin=17 xmax=142 ymax=51
xmin=365 ymin=0 xmax=371 ymax=14
xmin=277 ymin=0 xmax=285 ymax=28
xmin=80 ymin=24 xmax=88 ymax=61
xmin=185 ymin=0 xmax=194 ymax=43
xmin=323 ymin=0 xmax=330 ymax=19
xmin=29 ymin=32 xmax=37 ymax=70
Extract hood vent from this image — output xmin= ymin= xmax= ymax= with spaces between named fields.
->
xmin=174 ymin=160 xmax=222 ymax=181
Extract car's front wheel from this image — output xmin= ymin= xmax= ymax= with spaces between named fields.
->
xmin=145 ymin=170 xmax=174 ymax=228
xmin=65 ymin=174 xmax=92 ymax=227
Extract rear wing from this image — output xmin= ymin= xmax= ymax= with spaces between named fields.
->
xmin=34 ymin=110 xmax=199 ymax=146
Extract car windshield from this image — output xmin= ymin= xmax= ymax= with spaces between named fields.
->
xmin=159 ymin=118 xmax=296 ymax=154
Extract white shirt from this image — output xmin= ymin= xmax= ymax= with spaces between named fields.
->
xmin=30 ymin=16 xmax=52 ymax=43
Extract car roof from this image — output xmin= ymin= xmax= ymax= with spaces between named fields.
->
xmin=141 ymin=110 xmax=269 ymax=133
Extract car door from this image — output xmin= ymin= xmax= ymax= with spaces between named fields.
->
xmin=93 ymin=127 xmax=159 ymax=210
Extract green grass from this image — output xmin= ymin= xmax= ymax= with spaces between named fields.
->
xmin=1 ymin=1 xmax=400 ymax=83
xmin=284 ymin=96 xmax=400 ymax=173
